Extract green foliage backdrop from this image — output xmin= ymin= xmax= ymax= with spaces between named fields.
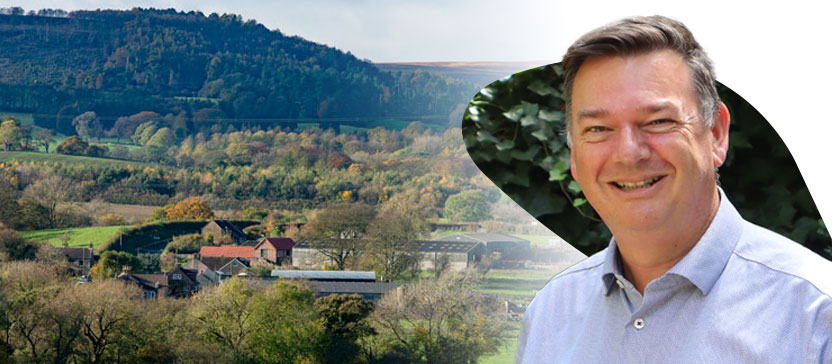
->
xmin=462 ymin=63 xmax=831 ymax=259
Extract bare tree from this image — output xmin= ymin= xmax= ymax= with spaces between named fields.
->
xmin=300 ymin=203 xmax=376 ymax=270
xmin=373 ymin=273 xmax=507 ymax=364
xmin=365 ymin=204 xmax=428 ymax=282
xmin=23 ymin=176 xmax=80 ymax=228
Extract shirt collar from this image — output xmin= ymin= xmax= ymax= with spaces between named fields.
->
xmin=601 ymin=188 xmax=744 ymax=295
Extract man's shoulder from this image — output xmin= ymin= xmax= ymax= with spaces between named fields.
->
xmin=733 ymin=220 xmax=832 ymax=298
xmin=526 ymin=249 xmax=607 ymax=313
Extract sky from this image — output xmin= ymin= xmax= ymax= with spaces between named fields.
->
xmin=10 ymin=0 xmax=832 ymax=223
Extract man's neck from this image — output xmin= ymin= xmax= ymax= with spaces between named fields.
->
xmin=614 ymin=189 xmax=721 ymax=294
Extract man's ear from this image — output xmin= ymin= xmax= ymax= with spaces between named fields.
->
xmin=711 ymin=102 xmax=730 ymax=167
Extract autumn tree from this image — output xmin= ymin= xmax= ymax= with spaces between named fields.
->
xmin=247 ymin=281 xmax=324 ymax=364
xmin=315 ymin=294 xmax=376 ymax=364
xmin=72 ymin=111 xmax=102 ymax=141
xmin=443 ymin=190 xmax=492 ymax=222
xmin=71 ymin=280 xmax=143 ymax=364
xmin=0 ymin=117 xmax=21 ymax=151
xmin=364 ymin=200 xmax=429 ymax=282
xmin=165 ymin=197 xmax=215 ymax=220
xmin=0 ymin=224 xmax=39 ymax=261
xmin=33 ymin=127 xmax=55 ymax=153
xmin=190 ymin=278 xmax=257 ymax=363
xmin=300 ymin=203 xmax=376 ymax=270
xmin=91 ymin=251 xmax=142 ymax=280
xmin=55 ymin=136 xmax=90 ymax=156
xmin=22 ymin=175 xmax=80 ymax=228
xmin=373 ymin=273 xmax=506 ymax=364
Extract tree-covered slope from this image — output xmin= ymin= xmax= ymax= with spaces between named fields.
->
xmin=0 ymin=8 xmax=474 ymax=133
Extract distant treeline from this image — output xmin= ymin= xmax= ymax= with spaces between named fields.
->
xmin=0 ymin=8 xmax=475 ymax=134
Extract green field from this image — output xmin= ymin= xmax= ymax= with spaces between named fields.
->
xmin=475 ymin=269 xmax=555 ymax=363
xmin=480 ymin=321 xmax=522 ymax=364
xmin=0 ymin=151 xmax=154 ymax=168
xmin=0 ymin=111 xmax=34 ymax=125
xmin=479 ymin=269 xmax=554 ymax=303
xmin=23 ymin=225 xmax=132 ymax=250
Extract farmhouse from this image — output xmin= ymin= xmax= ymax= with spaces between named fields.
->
xmin=432 ymin=232 xmax=530 ymax=255
xmin=117 ymin=266 xmax=200 ymax=299
xmin=253 ymin=237 xmax=295 ymax=266
xmin=57 ymin=243 xmax=95 ymax=276
xmin=199 ymin=245 xmax=255 ymax=260
xmin=201 ymin=220 xmax=247 ymax=244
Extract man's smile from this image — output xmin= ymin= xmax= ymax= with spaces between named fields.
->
xmin=611 ymin=175 xmax=665 ymax=191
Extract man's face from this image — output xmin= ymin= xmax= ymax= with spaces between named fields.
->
xmin=569 ymin=49 xmax=729 ymax=235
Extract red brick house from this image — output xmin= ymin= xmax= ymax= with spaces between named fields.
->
xmin=253 ymin=237 xmax=295 ymax=266
xmin=199 ymin=245 xmax=255 ymax=260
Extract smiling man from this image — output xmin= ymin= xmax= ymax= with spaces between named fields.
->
xmin=515 ymin=16 xmax=832 ymax=363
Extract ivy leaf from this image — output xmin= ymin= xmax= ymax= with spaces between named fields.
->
xmin=520 ymin=115 xmax=540 ymax=127
xmin=511 ymin=144 xmax=540 ymax=161
xmin=548 ymin=160 xmax=569 ymax=181
xmin=538 ymin=109 xmax=564 ymax=122
xmin=496 ymin=140 xmax=515 ymax=151
xmin=572 ymin=198 xmax=587 ymax=207
xmin=567 ymin=180 xmax=582 ymax=194
xmin=475 ymin=130 xmax=500 ymax=144
xmin=528 ymin=80 xmax=557 ymax=96
xmin=502 ymin=104 xmax=525 ymax=122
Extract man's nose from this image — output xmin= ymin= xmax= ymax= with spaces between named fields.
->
xmin=611 ymin=126 xmax=650 ymax=164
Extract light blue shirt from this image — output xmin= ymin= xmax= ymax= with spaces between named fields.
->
xmin=516 ymin=190 xmax=832 ymax=363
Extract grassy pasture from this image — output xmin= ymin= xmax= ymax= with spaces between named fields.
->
xmin=0 ymin=151 xmax=155 ymax=168
xmin=80 ymin=202 xmax=160 ymax=224
xmin=0 ymin=111 xmax=34 ymax=125
xmin=23 ymin=225 xmax=131 ymax=250
xmin=475 ymin=269 xmax=557 ymax=364
xmin=480 ymin=321 xmax=522 ymax=364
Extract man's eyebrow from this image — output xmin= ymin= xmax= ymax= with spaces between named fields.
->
xmin=575 ymin=109 xmax=608 ymax=122
xmin=575 ymin=101 xmax=681 ymax=123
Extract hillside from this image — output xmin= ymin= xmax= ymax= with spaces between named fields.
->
xmin=376 ymin=61 xmax=548 ymax=89
xmin=0 ymin=8 xmax=476 ymax=134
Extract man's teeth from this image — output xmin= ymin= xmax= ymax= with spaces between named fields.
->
xmin=615 ymin=177 xmax=662 ymax=191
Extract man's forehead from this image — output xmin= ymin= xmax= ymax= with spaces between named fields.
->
xmin=571 ymin=50 xmax=697 ymax=121
xmin=575 ymin=100 xmax=682 ymax=122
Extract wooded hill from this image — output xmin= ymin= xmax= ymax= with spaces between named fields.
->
xmin=0 ymin=8 xmax=475 ymax=134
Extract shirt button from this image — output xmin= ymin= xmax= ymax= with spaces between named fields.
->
xmin=616 ymin=280 xmax=625 ymax=289
xmin=633 ymin=318 xmax=645 ymax=330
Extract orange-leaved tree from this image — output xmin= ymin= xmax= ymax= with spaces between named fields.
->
xmin=165 ymin=197 xmax=214 ymax=220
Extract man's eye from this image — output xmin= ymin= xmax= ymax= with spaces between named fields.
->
xmin=645 ymin=119 xmax=675 ymax=130
xmin=586 ymin=126 xmax=608 ymax=133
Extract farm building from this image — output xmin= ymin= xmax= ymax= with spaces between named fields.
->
xmin=253 ymin=237 xmax=295 ymax=266
xmin=432 ymin=232 xmax=530 ymax=254
xmin=57 ymin=243 xmax=95 ymax=276
xmin=269 ymin=270 xmax=376 ymax=282
xmin=117 ymin=266 xmax=200 ymax=299
xmin=201 ymin=220 xmax=247 ymax=244
xmin=411 ymin=240 xmax=487 ymax=271
xmin=291 ymin=242 xmax=327 ymax=268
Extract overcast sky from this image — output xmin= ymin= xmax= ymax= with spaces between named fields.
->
xmin=9 ymin=1 xmax=832 ymax=223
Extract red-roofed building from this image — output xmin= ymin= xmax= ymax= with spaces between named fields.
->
xmin=199 ymin=245 xmax=255 ymax=260
xmin=253 ymin=237 xmax=295 ymax=266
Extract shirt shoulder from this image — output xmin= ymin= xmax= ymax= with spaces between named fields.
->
xmin=733 ymin=220 xmax=832 ymax=298
xmin=524 ymin=248 xmax=606 ymax=319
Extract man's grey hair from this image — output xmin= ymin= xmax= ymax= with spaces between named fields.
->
xmin=562 ymin=15 xmax=720 ymax=146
